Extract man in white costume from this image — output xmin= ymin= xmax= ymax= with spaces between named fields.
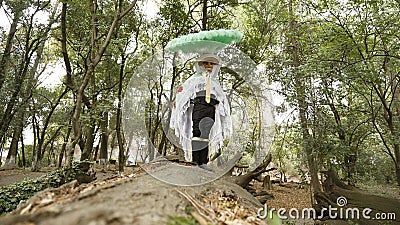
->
xmin=170 ymin=54 xmax=232 ymax=169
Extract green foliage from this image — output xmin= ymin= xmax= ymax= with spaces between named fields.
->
xmin=167 ymin=215 xmax=200 ymax=225
xmin=19 ymin=145 xmax=34 ymax=166
xmin=255 ymin=0 xmax=400 ymax=186
xmin=0 ymin=162 xmax=92 ymax=214
xmin=159 ymin=0 xmax=192 ymax=36
xmin=237 ymin=0 xmax=285 ymax=64
xmin=270 ymin=124 xmax=304 ymax=180
xmin=355 ymin=144 xmax=396 ymax=184
xmin=167 ymin=204 xmax=200 ymax=225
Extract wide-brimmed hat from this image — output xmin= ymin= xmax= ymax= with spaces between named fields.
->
xmin=195 ymin=54 xmax=221 ymax=65
xmin=166 ymin=29 xmax=243 ymax=54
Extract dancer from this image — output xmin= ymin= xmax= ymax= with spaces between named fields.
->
xmin=170 ymin=54 xmax=232 ymax=168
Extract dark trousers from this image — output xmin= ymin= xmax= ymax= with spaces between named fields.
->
xmin=191 ymin=96 xmax=218 ymax=165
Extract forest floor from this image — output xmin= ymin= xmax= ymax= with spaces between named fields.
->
xmin=0 ymin=168 xmax=48 ymax=186
xmin=0 ymin=165 xmax=399 ymax=225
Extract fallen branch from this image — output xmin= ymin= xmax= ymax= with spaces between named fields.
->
xmin=234 ymin=153 xmax=272 ymax=188
xmin=176 ymin=189 xmax=213 ymax=222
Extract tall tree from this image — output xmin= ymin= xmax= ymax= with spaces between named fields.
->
xmin=12 ymin=1 xmax=60 ymax=170
xmin=1 ymin=1 xmax=54 ymax=168
xmin=59 ymin=0 xmax=138 ymax=162
xmin=287 ymin=0 xmax=321 ymax=194
xmin=0 ymin=1 xmax=26 ymax=91
xmin=313 ymin=0 xmax=400 ymax=186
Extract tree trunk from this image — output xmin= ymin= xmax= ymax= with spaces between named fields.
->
xmin=0 ymin=2 xmax=54 ymax=147
xmin=32 ymin=88 xmax=68 ymax=171
xmin=0 ymin=45 xmax=30 ymax=151
xmin=116 ymin=53 xmax=126 ymax=173
xmin=4 ymin=110 xmax=24 ymax=169
xmin=78 ymin=0 xmax=99 ymax=163
xmin=394 ymin=144 xmax=400 ymax=186
xmin=158 ymin=133 xmax=167 ymax=156
xmin=323 ymin=76 xmax=357 ymax=186
xmin=20 ymin=132 xmax=26 ymax=168
xmin=344 ymin=153 xmax=357 ymax=185
xmin=99 ymin=111 xmax=109 ymax=165
xmin=388 ymin=61 xmax=400 ymax=187
xmin=263 ymin=175 xmax=272 ymax=190
xmin=42 ymin=126 xmax=63 ymax=162
xmin=169 ymin=61 xmax=181 ymax=156
xmin=373 ymin=84 xmax=400 ymax=186
xmin=322 ymin=167 xmax=354 ymax=193
xmin=0 ymin=9 xmax=21 ymax=91
xmin=201 ymin=0 xmax=208 ymax=30
xmin=4 ymin=132 xmax=18 ymax=169
xmin=10 ymin=39 xmax=46 ymax=170
xmin=59 ymin=124 xmax=72 ymax=168
xmin=80 ymin=123 xmax=96 ymax=161
xmin=288 ymin=0 xmax=321 ymax=194
xmin=315 ymin=168 xmax=400 ymax=224
xmin=5 ymin=2 xmax=58 ymax=171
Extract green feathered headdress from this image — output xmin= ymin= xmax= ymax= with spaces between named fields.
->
xmin=166 ymin=29 xmax=243 ymax=54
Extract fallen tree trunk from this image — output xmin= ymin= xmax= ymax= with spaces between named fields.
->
xmin=0 ymin=164 xmax=270 ymax=225
xmin=322 ymin=167 xmax=355 ymax=192
xmin=315 ymin=168 xmax=400 ymax=224
xmin=234 ymin=153 xmax=272 ymax=189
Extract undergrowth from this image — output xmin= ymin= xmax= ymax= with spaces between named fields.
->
xmin=0 ymin=161 xmax=93 ymax=214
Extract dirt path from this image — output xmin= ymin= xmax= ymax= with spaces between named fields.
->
xmin=0 ymin=169 xmax=47 ymax=186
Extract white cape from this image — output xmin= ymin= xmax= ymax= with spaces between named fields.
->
xmin=170 ymin=65 xmax=232 ymax=161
